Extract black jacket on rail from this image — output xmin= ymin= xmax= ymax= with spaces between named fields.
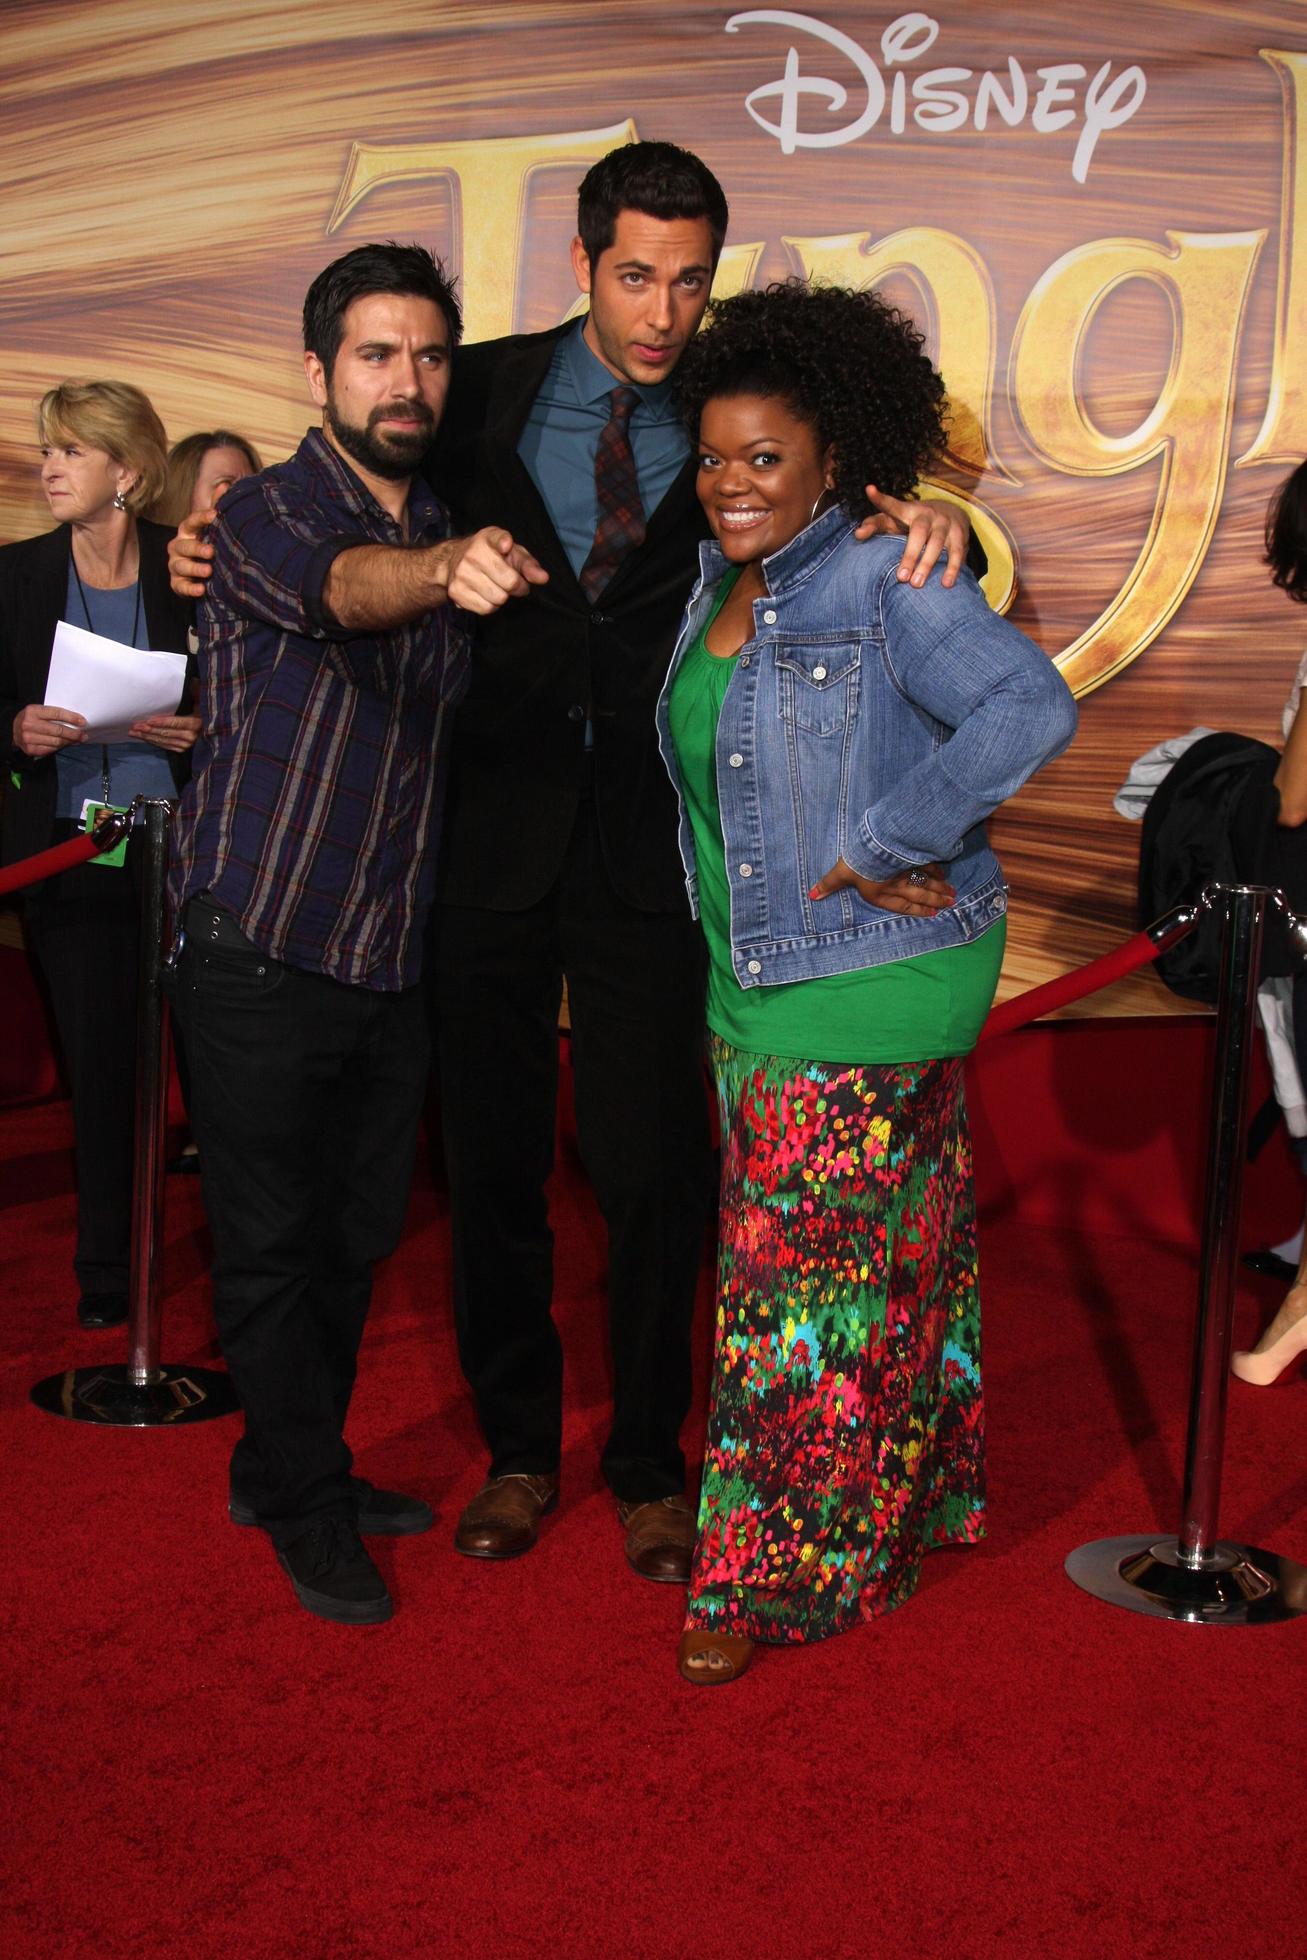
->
xmin=0 ymin=518 xmax=193 ymax=870
xmin=1138 ymin=728 xmax=1307 ymax=1001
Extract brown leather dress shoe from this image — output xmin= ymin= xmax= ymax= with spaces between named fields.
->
xmin=617 ymin=1495 xmax=697 ymax=1583
xmin=454 ymin=1473 xmax=558 ymax=1559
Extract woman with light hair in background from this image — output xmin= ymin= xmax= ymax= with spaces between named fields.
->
xmin=0 ymin=380 xmax=197 ymax=1328
xmin=151 ymin=430 xmax=261 ymax=529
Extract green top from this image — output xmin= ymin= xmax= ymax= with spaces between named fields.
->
xmin=667 ymin=570 xmax=1005 ymax=1062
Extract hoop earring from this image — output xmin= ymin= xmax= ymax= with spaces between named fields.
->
xmin=808 ymin=486 xmax=836 ymax=525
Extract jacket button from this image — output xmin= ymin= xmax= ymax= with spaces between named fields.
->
xmin=739 ymin=655 xmax=751 ymax=668
xmin=567 ymin=704 xmax=585 ymax=722
xmin=591 ymin=611 xmax=610 ymax=626
xmin=812 ymin=665 xmax=827 ymax=681
xmin=747 ymin=959 xmax=762 ymax=975
xmin=728 ymin=753 xmax=743 ymax=768
xmin=762 ymin=609 xmax=777 ymax=624
xmin=739 ymin=863 xmax=753 ymax=877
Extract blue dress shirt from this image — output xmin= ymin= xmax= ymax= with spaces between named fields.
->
xmin=516 ymin=319 xmax=691 ymax=579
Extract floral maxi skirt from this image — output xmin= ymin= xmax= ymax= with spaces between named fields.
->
xmin=685 ymin=1037 xmax=985 ymax=1645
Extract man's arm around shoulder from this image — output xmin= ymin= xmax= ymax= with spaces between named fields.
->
xmin=203 ymin=473 xmax=357 ymax=641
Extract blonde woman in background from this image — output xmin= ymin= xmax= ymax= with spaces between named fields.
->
xmin=152 ymin=430 xmax=261 ymax=528
xmin=0 ymin=381 xmax=197 ymax=1327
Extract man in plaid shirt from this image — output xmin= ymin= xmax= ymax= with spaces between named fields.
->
xmin=169 ymin=243 xmax=545 ymax=1625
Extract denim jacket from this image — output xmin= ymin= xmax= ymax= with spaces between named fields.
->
xmin=654 ymin=506 xmax=1078 ymax=987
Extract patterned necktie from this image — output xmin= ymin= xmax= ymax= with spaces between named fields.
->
xmin=581 ymin=384 xmax=646 ymax=602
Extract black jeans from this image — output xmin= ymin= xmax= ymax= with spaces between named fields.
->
xmin=433 ymin=793 xmax=713 ymax=1504
xmin=24 ymin=833 xmax=145 ymax=1296
xmin=170 ymin=909 xmax=428 ymax=1544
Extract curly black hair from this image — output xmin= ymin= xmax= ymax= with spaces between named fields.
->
xmin=674 ymin=278 xmax=947 ymax=508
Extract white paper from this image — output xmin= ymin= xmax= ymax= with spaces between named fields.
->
xmin=44 ymin=620 xmax=187 ymax=744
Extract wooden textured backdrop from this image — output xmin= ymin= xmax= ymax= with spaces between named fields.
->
xmin=3 ymin=0 xmax=1306 ymax=1012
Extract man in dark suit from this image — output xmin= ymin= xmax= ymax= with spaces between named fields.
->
xmin=173 ymin=142 xmax=973 ymax=1585
xmin=429 ymin=150 xmax=728 ymax=1581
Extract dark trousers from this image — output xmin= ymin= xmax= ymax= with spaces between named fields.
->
xmin=433 ymin=794 xmax=713 ymax=1503
xmin=24 ymin=837 xmax=144 ymax=1296
xmin=170 ymin=918 xmax=428 ymax=1544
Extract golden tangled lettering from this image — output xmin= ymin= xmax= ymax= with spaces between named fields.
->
xmin=327 ymin=47 xmax=1302 ymax=699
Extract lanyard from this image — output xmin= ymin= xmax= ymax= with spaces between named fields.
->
xmin=70 ymin=550 xmax=143 ymax=806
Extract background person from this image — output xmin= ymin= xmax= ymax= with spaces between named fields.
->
xmin=1231 ymin=457 xmax=1307 ymax=1385
xmin=150 ymin=430 xmax=262 ymax=1177
xmin=0 ymin=379 xmax=197 ymax=1328
xmin=658 ymin=282 xmax=1077 ymax=1682
xmin=152 ymin=430 xmax=262 ymax=529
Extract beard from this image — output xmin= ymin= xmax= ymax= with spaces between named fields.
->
xmin=324 ymin=396 xmax=435 ymax=479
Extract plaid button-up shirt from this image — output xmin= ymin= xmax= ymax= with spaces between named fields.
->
xmin=170 ymin=428 xmax=467 ymax=990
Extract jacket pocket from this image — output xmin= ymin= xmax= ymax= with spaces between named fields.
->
xmin=774 ymin=640 xmax=861 ymax=736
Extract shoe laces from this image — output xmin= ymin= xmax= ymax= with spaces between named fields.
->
xmin=296 ymin=1516 xmax=362 ymax=1577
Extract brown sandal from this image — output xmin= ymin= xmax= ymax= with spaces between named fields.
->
xmin=677 ymin=1629 xmax=755 ymax=1685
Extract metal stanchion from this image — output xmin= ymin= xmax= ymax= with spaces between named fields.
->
xmin=1066 ymin=883 xmax=1307 ymax=1624
xmin=31 ymin=800 xmax=239 ymax=1427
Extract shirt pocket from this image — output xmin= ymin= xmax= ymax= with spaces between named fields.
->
xmin=773 ymin=640 xmax=861 ymax=736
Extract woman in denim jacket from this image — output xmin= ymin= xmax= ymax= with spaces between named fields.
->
xmin=656 ymin=281 xmax=1078 ymax=1683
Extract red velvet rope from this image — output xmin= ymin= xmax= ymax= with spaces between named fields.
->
xmin=0 ymin=822 xmax=1194 ymax=1038
xmin=979 ymin=928 xmax=1170 ymax=1043
xmin=0 ymin=829 xmax=109 ymax=898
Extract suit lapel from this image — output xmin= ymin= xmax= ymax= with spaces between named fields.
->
xmin=483 ymin=325 xmax=568 ymax=451
xmin=640 ymin=450 xmax=701 ymax=553
xmin=490 ymin=454 xmax=581 ymax=597
xmin=597 ymin=451 xmax=702 ymax=606
xmin=479 ymin=327 xmax=587 ymax=596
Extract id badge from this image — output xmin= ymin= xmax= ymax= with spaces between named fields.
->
xmin=81 ymin=799 xmax=130 ymax=869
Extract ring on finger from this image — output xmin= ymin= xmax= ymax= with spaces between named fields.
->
xmin=907 ymin=868 xmax=928 ymax=888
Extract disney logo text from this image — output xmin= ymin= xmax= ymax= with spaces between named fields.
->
xmin=726 ymin=9 xmax=1147 ymax=182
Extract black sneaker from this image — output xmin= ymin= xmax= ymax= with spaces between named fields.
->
xmin=231 ymin=1478 xmax=432 ymax=1536
xmin=77 ymin=1291 xmax=129 ymax=1328
xmin=274 ymin=1518 xmax=393 ymax=1625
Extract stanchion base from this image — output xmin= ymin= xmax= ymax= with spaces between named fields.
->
xmin=1066 ymin=1533 xmax=1307 ymax=1624
xmin=30 ymin=1363 xmax=240 ymax=1427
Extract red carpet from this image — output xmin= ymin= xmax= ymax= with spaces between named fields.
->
xmin=3 ymin=1066 xmax=1305 ymax=1958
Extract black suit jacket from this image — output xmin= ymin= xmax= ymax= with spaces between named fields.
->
xmin=430 ymin=323 xmax=708 ymax=915
xmin=0 ymin=519 xmax=193 ymax=867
